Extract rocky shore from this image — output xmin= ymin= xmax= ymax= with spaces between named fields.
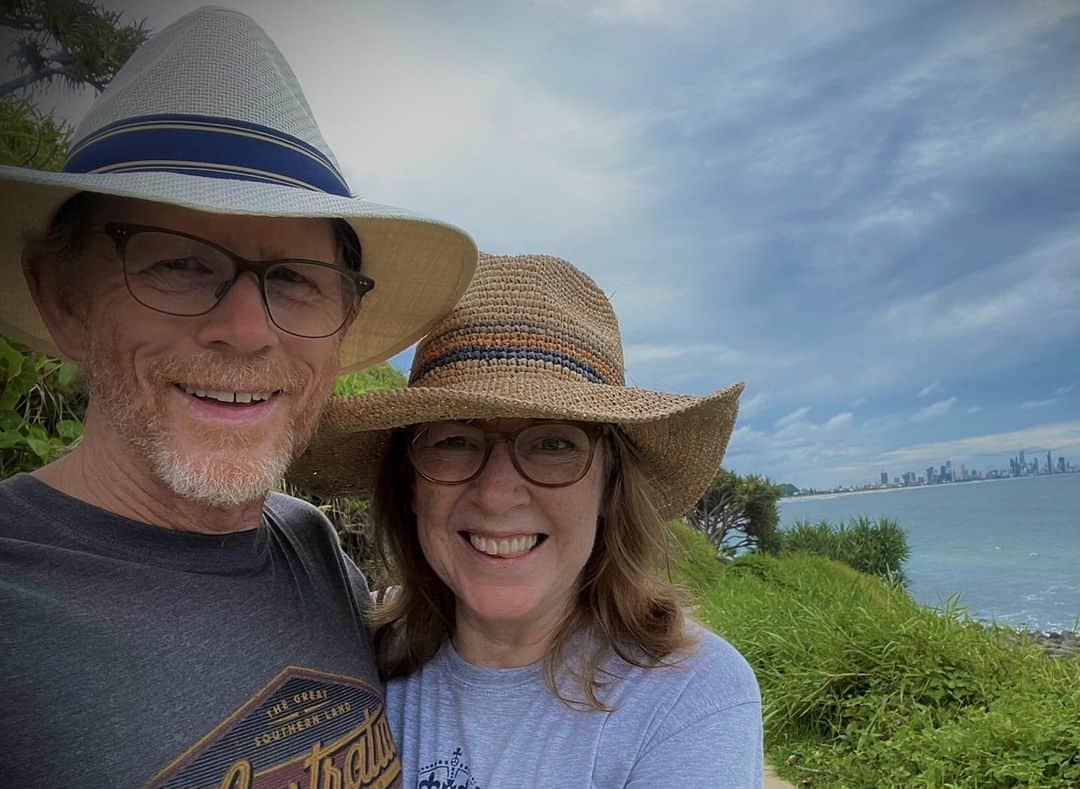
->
xmin=1030 ymin=629 xmax=1080 ymax=659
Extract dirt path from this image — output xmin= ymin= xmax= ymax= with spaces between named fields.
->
xmin=765 ymin=763 xmax=795 ymax=788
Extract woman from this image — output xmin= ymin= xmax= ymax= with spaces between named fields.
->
xmin=291 ymin=253 xmax=763 ymax=787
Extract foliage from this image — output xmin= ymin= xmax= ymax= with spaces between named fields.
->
xmin=668 ymin=520 xmax=1080 ymax=788
xmin=333 ymin=362 xmax=407 ymax=395
xmin=0 ymin=335 xmax=84 ymax=478
xmin=1 ymin=0 xmax=148 ymax=96
xmin=686 ymin=468 xmax=782 ymax=556
xmin=0 ymin=94 xmax=69 ymax=167
xmin=781 ymin=516 xmax=910 ymax=583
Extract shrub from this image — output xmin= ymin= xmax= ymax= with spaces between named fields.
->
xmin=781 ymin=516 xmax=909 ymax=583
xmin=0 ymin=336 xmax=85 ymax=479
xmin=334 ymin=363 xmax=407 ymax=394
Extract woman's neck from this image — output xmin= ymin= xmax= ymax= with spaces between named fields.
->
xmin=452 ymin=605 xmax=568 ymax=668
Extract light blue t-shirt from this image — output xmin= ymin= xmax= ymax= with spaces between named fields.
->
xmin=386 ymin=626 xmax=763 ymax=788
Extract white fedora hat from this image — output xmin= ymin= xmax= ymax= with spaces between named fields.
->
xmin=0 ymin=6 xmax=477 ymax=373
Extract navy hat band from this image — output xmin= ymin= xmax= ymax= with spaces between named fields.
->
xmin=63 ymin=113 xmax=351 ymax=197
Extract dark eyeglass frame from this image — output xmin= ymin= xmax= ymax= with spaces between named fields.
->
xmin=103 ymin=222 xmax=375 ymax=339
xmin=407 ymin=420 xmax=609 ymax=488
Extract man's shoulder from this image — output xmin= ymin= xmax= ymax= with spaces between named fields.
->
xmin=0 ymin=473 xmax=66 ymax=537
xmin=262 ymin=491 xmax=368 ymax=591
xmin=263 ymin=491 xmax=335 ymax=533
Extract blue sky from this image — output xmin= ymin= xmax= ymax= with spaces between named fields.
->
xmin=19 ymin=0 xmax=1080 ymax=489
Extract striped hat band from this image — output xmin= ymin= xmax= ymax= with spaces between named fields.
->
xmin=63 ymin=113 xmax=350 ymax=196
xmin=408 ymin=254 xmax=627 ymax=389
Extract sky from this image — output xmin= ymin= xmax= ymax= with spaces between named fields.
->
xmin=10 ymin=0 xmax=1080 ymax=489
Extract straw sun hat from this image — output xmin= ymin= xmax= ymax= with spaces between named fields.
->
xmin=290 ymin=254 xmax=744 ymax=519
xmin=0 ymin=6 xmax=476 ymax=373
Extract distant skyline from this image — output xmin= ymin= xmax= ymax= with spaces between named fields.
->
xmin=802 ymin=448 xmax=1077 ymax=494
xmin=8 ymin=0 xmax=1078 ymax=489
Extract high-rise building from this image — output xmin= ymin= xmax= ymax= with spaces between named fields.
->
xmin=1020 ymin=450 xmax=1026 ymax=472
xmin=927 ymin=466 xmax=936 ymax=484
xmin=1059 ymin=456 xmax=1068 ymax=473
xmin=880 ymin=472 xmax=888 ymax=486
xmin=1047 ymin=450 xmax=1053 ymax=474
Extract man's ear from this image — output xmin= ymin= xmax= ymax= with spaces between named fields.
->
xmin=22 ymin=247 xmax=88 ymax=362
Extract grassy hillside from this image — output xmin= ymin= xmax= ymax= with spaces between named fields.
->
xmin=667 ymin=520 xmax=1080 ymax=787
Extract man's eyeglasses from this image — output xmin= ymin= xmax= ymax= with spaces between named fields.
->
xmin=408 ymin=420 xmax=607 ymax=488
xmin=103 ymin=223 xmax=374 ymax=339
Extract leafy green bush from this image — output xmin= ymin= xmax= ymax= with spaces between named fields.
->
xmin=667 ymin=521 xmax=1080 ymax=788
xmin=334 ymin=362 xmax=407 ymax=394
xmin=781 ymin=516 xmax=910 ymax=583
xmin=0 ymin=336 xmax=85 ymax=479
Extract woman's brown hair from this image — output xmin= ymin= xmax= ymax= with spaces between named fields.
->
xmin=369 ymin=424 xmax=695 ymax=710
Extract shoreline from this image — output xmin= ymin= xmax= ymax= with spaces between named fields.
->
xmin=781 ymin=471 xmax=1079 ymax=503
xmin=1026 ymin=628 xmax=1080 ymax=658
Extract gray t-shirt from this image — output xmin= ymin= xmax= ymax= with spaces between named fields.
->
xmin=0 ymin=474 xmax=401 ymax=788
xmin=386 ymin=627 xmax=763 ymax=788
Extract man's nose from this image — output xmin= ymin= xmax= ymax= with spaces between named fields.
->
xmin=193 ymin=272 xmax=280 ymax=354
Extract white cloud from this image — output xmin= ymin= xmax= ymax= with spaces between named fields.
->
xmin=1022 ymin=398 xmax=1058 ymax=410
xmin=876 ymin=420 xmax=1080 ymax=466
xmin=1056 ymin=385 xmax=1077 ymax=396
xmin=738 ymin=391 xmax=766 ymax=418
xmin=821 ymin=446 xmax=863 ymax=458
xmin=881 ymin=232 xmax=1080 ymax=347
xmin=918 ymin=382 xmax=942 ymax=399
xmin=775 ymin=407 xmax=811 ymax=429
xmin=967 ymin=405 xmax=983 ymax=414
xmin=824 ymin=412 xmax=854 ymax=430
xmin=623 ymin=341 xmax=745 ymax=366
xmin=911 ymin=397 xmax=958 ymax=422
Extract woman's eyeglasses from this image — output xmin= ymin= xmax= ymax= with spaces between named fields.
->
xmin=408 ymin=420 xmax=607 ymax=487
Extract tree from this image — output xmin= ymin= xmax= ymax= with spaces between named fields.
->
xmin=1 ymin=0 xmax=148 ymax=96
xmin=687 ymin=468 xmax=782 ymax=557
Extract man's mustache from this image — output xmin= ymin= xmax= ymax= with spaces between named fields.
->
xmin=149 ymin=353 xmax=309 ymax=395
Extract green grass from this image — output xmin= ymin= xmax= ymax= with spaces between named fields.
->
xmin=667 ymin=520 xmax=1080 ymax=787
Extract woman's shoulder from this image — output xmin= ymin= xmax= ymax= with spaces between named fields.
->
xmin=605 ymin=622 xmax=760 ymax=714
xmin=674 ymin=623 xmax=760 ymax=706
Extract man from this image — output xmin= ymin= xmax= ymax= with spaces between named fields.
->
xmin=0 ymin=7 xmax=475 ymax=786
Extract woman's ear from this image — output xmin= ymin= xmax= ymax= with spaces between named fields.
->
xmin=22 ymin=246 xmax=89 ymax=362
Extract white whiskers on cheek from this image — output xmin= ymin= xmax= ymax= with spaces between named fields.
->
xmin=82 ymin=328 xmax=334 ymax=508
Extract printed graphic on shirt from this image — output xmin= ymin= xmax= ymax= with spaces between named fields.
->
xmin=147 ymin=665 xmax=401 ymax=789
xmin=416 ymin=747 xmax=481 ymax=789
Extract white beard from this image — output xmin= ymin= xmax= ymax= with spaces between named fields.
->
xmin=83 ymin=331 xmax=323 ymax=508
xmin=136 ymin=426 xmax=297 ymax=508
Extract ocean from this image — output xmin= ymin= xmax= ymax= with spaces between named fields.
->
xmin=778 ymin=473 xmax=1080 ymax=632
